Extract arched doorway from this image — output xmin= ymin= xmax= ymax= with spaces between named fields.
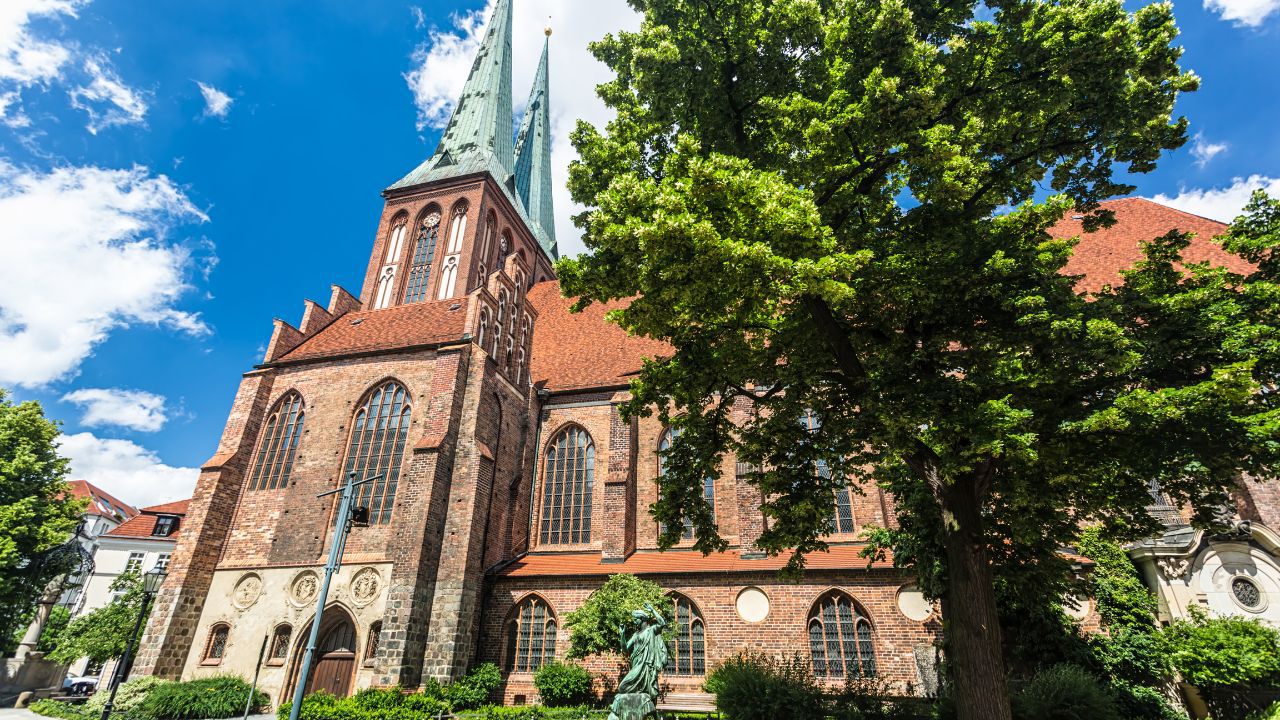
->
xmin=287 ymin=608 xmax=357 ymax=700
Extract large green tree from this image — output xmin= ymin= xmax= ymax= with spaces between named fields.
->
xmin=0 ymin=389 xmax=82 ymax=646
xmin=558 ymin=0 xmax=1280 ymax=717
xmin=48 ymin=572 xmax=148 ymax=667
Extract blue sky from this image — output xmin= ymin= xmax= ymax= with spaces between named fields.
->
xmin=0 ymin=0 xmax=1276 ymax=506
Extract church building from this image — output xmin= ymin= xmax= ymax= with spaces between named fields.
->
xmin=132 ymin=0 xmax=1280 ymax=707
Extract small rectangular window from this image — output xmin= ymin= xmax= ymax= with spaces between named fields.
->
xmin=152 ymin=515 xmax=178 ymax=536
xmin=124 ymin=552 xmax=144 ymax=573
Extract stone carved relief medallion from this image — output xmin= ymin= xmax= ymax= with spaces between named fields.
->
xmin=231 ymin=573 xmax=263 ymax=610
xmin=290 ymin=570 xmax=319 ymax=607
xmin=350 ymin=567 xmax=380 ymax=607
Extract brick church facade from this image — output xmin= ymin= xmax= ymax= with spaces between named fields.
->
xmin=132 ymin=0 xmax=1280 ymax=707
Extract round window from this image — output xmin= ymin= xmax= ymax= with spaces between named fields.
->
xmin=735 ymin=587 xmax=770 ymax=623
xmin=1231 ymin=576 xmax=1263 ymax=611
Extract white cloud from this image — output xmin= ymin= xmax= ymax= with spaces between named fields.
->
xmin=61 ymin=387 xmax=168 ymax=432
xmin=0 ymin=162 xmax=210 ymax=388
xmin=58 ymin=431 xmax=198 ymax=507
xmin=1149 ymin=175 xmax=1280 ymax=223
xmin=410 ymin=6 xmax=426 ymax=30
xmin=196 ymin=81 xmax=232 ymax=119
xmin=0 ymin=0 xmax=81 ymax=86
xmin=1190 ymin=134 xmax=1227 ymax=168
xmin=68 ymin=54 xmax=148 ymax=133
xmin=1204 ymin=0 xmax=1280 ymax=25
xmin=404 ymin=0 xmax=642 ymax=256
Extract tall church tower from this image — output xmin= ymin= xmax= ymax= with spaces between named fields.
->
xmin=133 ymin=0 xmax=558 ymax=694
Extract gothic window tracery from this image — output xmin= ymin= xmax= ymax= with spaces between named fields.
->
xmin=666 ymin=593 xmax=706 ymax=676
xmin=203 ymin=623 xmax=230 ymax=664
xmin=658 ymin=426 xmax=715 ymax=540
xmin=539 ymin=426 xmax=595 ymax=545
xmin=505 ymin=596 xmax=557 ymax=673
xmin=341 ymin=381 xmax=411 ymax=524
xmin=478 ymin=309 xmax=489 ymax=354
xmin=808 ymin=591 xmax=876 ymax=679
xmin=437 ymin=255 xmax=460 ymax=299
xmin=247 ymin=392 xmax=305 ymax=491
xmin=268 ymin=624 xmax=291 ymax=663
xmin=403 ymin=211 xmax=441 ymax=304
xmin=375 ymin=215 xmax=408 ymax=310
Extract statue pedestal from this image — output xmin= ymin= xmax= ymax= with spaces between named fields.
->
xmin=608 ymin=692 xmax=656 ymax=720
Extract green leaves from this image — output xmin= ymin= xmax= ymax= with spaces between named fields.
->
xmin=561 ymin=574 xmax=674 ymax=660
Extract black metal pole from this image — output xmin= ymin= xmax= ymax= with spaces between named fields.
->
xmin=99 ymin=590 xmax=153 ymax=720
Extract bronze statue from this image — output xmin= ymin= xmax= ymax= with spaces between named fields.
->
xmin=608 ymin=603 xmax=669 ymax=720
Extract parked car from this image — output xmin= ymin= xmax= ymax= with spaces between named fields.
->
xmin=62 ymin=675 xmax=98 ymax=696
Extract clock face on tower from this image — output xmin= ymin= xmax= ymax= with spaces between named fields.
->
xmin=423 ymin=211 xmax=441 ymax=228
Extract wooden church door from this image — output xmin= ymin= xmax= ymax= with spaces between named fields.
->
xmin=304 ymin=617 xmax=356 ymax=697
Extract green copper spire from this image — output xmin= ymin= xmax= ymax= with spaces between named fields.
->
xmin=514 ymin=32 xmax=557 ymax=259
xmin=388 ymin=0 xmax=514 ymax=190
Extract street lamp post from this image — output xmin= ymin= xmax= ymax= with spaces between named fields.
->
xmin=286 ymin=472 xmax=375 ymax=720
xmin=100 ymin=565 xmax=167 ymax=720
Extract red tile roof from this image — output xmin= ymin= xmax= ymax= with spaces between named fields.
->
xmin=275 ymin=300 xmax=469 ymax=363
xmin=528 ymin=281 xmax=671 ymax=393
xmin=104 ymin=500 xmax=189 ymax=540
xmin=66 ymin=480 xmax=138 ymax=519
xmin=1052 ymin=197 xmax=1250 ymax=293
xmin=493 ymin=545 xmax=894 ymax=578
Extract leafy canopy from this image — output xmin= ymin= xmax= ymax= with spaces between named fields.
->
xmin=48 ymin=571 xmax=149 ymax=665
xmin=561 ymin=573 xmax=673 ymax=659
xmin=0 ymin=389 xmax=82 ymax=641
xmin=1162 ymin=608 xmax=1280 ymax=689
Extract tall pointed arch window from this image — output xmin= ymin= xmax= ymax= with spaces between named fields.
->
xmin=808 ymin=591 xmax=876 ymax=679
xmin=445 ymin=201 xmax=469 ymax=254
xmin=374 ymin=215 xmax=408 ymax=310
xmin=403 ymin=211 xmax=441 ymax=304
xmin=666 ymin=594 xmax=706 ymax=676
xmin=341 ymin=381 xmax=411 ymax=523
xmin=801 ymin=410 xmax=856 ymax=534
xmin=476 ymin=212 xmax=496 ymax=290
xmin=494 ymin=289 xmax=507 ymax=358
xmin=477 ymin=308 xmax=490 ymax=354
xmin=539 ymin=427 xmax=595 ymax=545
xmin=658 ymin=427 xmax=715 ymax=540
xmin=505 ymin=596 xmax=557 ymax=673
xmin=247 ymin=392 xmax=305 ymax=491
xmin=437 ymin=255 xmax=460 ymax=299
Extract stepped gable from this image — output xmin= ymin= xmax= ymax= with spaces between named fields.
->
xmin=527 ymin=279 xmax=671 ymax=393
xmin=1052 ymin=196 xmax=1251 ymax=293
xmin=270 ymin=298 xmax=470 ymax=364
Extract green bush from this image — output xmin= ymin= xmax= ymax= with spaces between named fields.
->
xmin=279 ymin=688 xmax=451 ymax=720
xmin=828 ymin=677 xmax=920 ymax=720
xmin=142 ymin=675 xmax=268 ymax=720
xmin=30 ymin=700 xmax=92 ymax=720
xmin=562 ymin=574 xmax=673 ymax=659
xmin=706 ymin=653 xmax=825 ymax=720
xmin=532 ymin=662 xmax=594 ymax=708
xmin=444 ymin=663 xmax=504 ymax=710
xmin=457 ymin=707 xmax=606 ymax=719
xmin=1076 ymin=528 xmax=1159 ymax=630
xmin=1111 ymin=682 xmax=1188 ymax=720
xmin=1163 ymin=609 xmax=1280 ymax=689
xmin=1012 ymin=665 xmax=1120 ymax=720
xmin=1249 ymin=703 xmax=1280 ymax=720
xmin=1091 ymin=627 xmax=1172 ymax=686
xmin=85 ymin=675 xmax=176 ymax=719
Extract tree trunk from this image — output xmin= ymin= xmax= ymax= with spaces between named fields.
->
xmin=937 ymin=473 xmax=1013 ymax=720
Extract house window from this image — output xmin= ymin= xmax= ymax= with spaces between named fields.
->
xmin=658 ymin=427 xmax=715 ymax=540
xmin=125 ymin=552 xmax=144 ymax=573
xmin=341 ymin=381 xmax=411 ymax=524
xmin=506 ymin=596 xmax=557 ymax=673
xmin=268 ymin=624 xmax=291 ymax=664
xmin=154 ymin=554 xmax=171 ymax=572
xmin=808 ymin=592 xmax=876 ymax=679
xmin=539 ymin=427 xmax=595 ymax=545
xmin=203 ymin=623 xmax=230 ymax=664
xmin=403 ymin=211 xmax=441 ymax=304
xmin=666 ymin=594 xmax=706 ymax=676
xmin=247 ymin=392 xmax=305 ymax=492
xmin=365 ymin=622 xmax=382 ymax=664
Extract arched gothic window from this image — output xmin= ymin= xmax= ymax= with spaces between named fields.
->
xmin=403 ymin=211 xmax=441 ymax=303
xmin=374 ymin=215 xmax=408 ymax=310
xmin=658 ymin=427 xmax=714 ymax=540
xmin=513 ymin=270 xmax=525 ymax=307
xmin=437 ymin=255 xmax=460 ymax=299
xmin=666 ymin=594 xmax=706 ymax=676
xmin=247 ymin=392 xmax=305 ymax=491
xmin=539 ymin=427 xmax=595 ymax=545
xmin=446 ymin=201 xmax=468 ymax=254
xmin=203 ymin=623 xmax=230 ymax=663
xmin=808 ymin=592 xmax=876 ymax=679
xmin=477 ymin=309 xmax=489 ymax=354
xmin=494 ymin=290 xmax=507 ymax=358
xmin=516 ymin=347 xmax=526 ymax=386
xmin=341 ymin=381 xmax=411 ymax=524
xmin=505 ymin=596 xmax=557 ymax=673
xmin=365 ymin=621 xmax=382 ymax=663
xmin=801 ymin=410 xmax=855 ymax=534
xmin=268 ymin=624 xmax=291 ymax=663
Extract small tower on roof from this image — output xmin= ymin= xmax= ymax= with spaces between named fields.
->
xmin=514 ymin=28 xmax=557 ymax=259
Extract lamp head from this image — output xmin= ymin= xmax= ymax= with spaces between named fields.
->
xmin=143 ymin=566 xmax=167 ymax=594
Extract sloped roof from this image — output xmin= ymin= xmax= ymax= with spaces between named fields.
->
xmin=274 ymin=300 xmax=470 ymax=364
xmin=527 ymin=281 xmax=672 ymax=393
xmin=1053 ymin=197 xmax=1250 ymax=293
xmin=493 ymin=545 xmax=895 ymax=578
xmin=104 ymin=500 xmax=190 ymax=540
xmin=141 ymin=500 xmax=190 ymax=515
xmin=66 ymin=480 xmax=138 ymax=520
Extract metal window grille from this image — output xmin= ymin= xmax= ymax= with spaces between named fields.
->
xmin=365 ymin=622 xmax=382 ymax=660
xmin=539 ymin=427 xmax=595 ymax=545
xmin=403 ymin=219 xmax=439 ymax=303
xmin=341 ymin=381 xmax=411 ymax=524
xmin=832 ymin=482 xmax=855 ymax=534
xmin=247 ymin=393 xmax=305 ymax=491
xmin=666 ymin=595 xmax=706 ymax=676
xmin=510 ymin=598 xmax=556 ymax=672
xmin=270 ymin=626 xmax=291 ymax=660
xmin=809 ymin=593 xmax=876 ymax=679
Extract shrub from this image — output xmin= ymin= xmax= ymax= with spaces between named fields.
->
xmin=458 ymin=707 xmax=606 ymax=719
xmin=1076 ymin=527 xmax=1159 ymax=630
xmin=1091 ymin=626 xmax=1172 ymax=686
xmin=142 ymin=675 xmax=268 ymax=719
xmin=85 ymin=675 xmax=174 ymax=719
xmin=533 ymin=662 xmax=594 ymax=708
xmin=828 ymin=677 xmax=919 ymax=720
xmin=1011 ymin=664 xmax=1120 ymax=720
xmin=562 ymin=574 xmax=673 ymax=659
xmin=444 ymin=663 xmax=504 ymax=710
xmin=706 ymin=652 xmax=825 ymax=720
xmin=1163 ymin=609 xmax=1280 ymax=689
xmin=30 ymin=700 xmax=91 ymax=720
xmin=279 ymin=688 xmax=450 ymax=720
xmin=349 ymin=687 xmax=405 ymax=711
xmin=1111 ymin=682 xmax=1188 ymax=720
xmin=1250 ymin=703 xmax=1280 ymax=720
